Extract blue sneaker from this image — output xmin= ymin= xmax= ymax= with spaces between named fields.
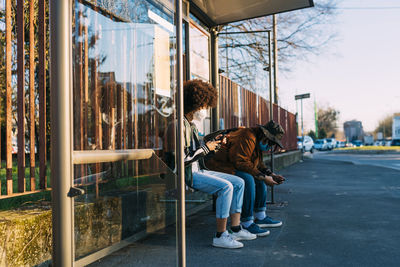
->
xmin=255 ymin=216 xmax=283 ymax=228
xmin=242 ymin=223 xmax=270 ymax=237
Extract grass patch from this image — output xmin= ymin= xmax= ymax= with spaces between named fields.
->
xmin=336 ymin=146 xmax=400 ymax=151
xmin=0 ymin=190 xmax=51 ymax=210
xmin=0 ymin=160 xmax=51 ymax=195
xmin=1 ymin=157 xmax=176 ymax=210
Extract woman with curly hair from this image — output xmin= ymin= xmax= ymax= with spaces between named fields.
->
xmin=183 ymin=80 xmax=256 ymax=248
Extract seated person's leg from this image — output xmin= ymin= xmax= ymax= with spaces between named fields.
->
xmin=233 ymin=171 xmax=255 ymax=223
xmin=201 ymin=170 xmax=256 ymax=241
xmin=192 ymin=171 xmax=234 ymax=219
xmin=203 ymin=170 xmax=244 ymax=217
xmin=254 ymin=178 xmax=267 ymax=220
xmin=234 ymin=171 xmax=270 ymax=237
xmin=192 ymin=170 xmax=244 ymax=248
xmin=253 ymin=179 xmax=283 ymax=227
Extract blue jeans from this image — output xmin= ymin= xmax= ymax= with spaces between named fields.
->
xmin=234 ymin=170 xmax=267 ymax=222
xmin=192 ymin=170 xmax=244 ymax=219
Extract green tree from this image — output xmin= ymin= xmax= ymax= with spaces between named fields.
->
xmin=308 ymin=130 xmax=316 ymax=141
xmin=319 ymin=128 xmax=327 ymax=139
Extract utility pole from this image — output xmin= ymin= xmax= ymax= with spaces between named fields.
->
xmin=314 ymin=95 xmax=318 ymax=138
xmin=295 ymin=93 xmax=310 ymax=156
xmin=273 ymin=14 xmax=278 ymax=104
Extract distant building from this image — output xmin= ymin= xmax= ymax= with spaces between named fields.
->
xmin=344 ymin=120 xmax=364 ymax=141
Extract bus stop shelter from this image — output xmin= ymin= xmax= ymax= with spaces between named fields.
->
xmin=50 ymin=0 xmax=313 ymax=266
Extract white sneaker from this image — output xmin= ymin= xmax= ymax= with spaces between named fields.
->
xmin=230 ymin=228 xmax=257 ymax=241
xmin=212 ymin=231 xmax=244 ymax=249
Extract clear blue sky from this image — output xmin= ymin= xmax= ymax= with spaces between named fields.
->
xmin=279 ymin=0 xmax=400 ymax=133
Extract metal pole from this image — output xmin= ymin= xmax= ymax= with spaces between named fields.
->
xmin=267 ymin=31 xmax=275 ymax=203
xmin=218 ymin=30 xmax=274 ymax=35
xmin=225 ymin=28 xmax=229 ymax=77
xmin=211 ymin=27 xmax=220 ymax=132
xmin=296 ymin=99 xmax=299 ymax=135
xmin=175 ymin=0 xmax=186 ymax=266
xmin=314 ymin=95 xmax=318 ymax=138
xmin=273 ymin=14 xmax=278 ymax=105
xmin=301 ymin=98 xmax=304 ymax=159
xmin=50 ymin=0 xmax=74 ymax=265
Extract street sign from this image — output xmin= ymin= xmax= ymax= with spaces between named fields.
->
xmin=295 ymin=93 xmax=310 ymax=100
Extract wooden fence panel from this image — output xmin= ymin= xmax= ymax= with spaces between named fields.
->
xmin=29 ymin=0 xmax=35 ymax=191
xmin=17 ymin=0 xmax=26 ymax=193
xmin=39 ymin=0 xmax=47 ymax=190
xmin=1 ymin=4 xmax=298 ymax=198
xmin=5 ymin=0 xmax=13 ymax=195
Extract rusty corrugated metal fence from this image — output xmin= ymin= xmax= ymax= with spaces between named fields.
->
xmin=219 ymin=75 xmax=298 ymax=151
xmin=1 ymin=3 xmax=297 ymax=198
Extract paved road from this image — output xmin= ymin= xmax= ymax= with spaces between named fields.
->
xmin=309 ymin=151 xmax=400 ymax=171
xmin=90 ymin=156 xmax=400 ymax=267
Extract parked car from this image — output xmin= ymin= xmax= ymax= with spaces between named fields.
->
xmin=363 ymin=135 xmax=374 ymax=146
xmin=345 ymin=142 xmax=354 ymax=147
xmin=374 ymin=140 xmax=383 ymax=146
xmin=297 ymin=136 xmax=314 ymax=153
xmin=352 ymin=140 xmax=363 ymax=147
xmin=391 ymin=139 xmax=400 ymax=146
xmin=325 ymin=138 xmax=336 ymax=150
xmin=314 ymin=139 xmax=328 ymax=151
xmin=336 ymin=141 xmax=346 ymax=148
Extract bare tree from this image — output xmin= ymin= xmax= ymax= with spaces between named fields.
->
xmin=374 ymin=113 xmax=400 ymax=138
xmin=218 ymin=0 xmax=339 ymax=94
xmin=318 ymin=106 xmax=340 ymax=138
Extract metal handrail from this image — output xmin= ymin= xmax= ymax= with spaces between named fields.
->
xmin=72 ymin=149 xmax=154 ymax=164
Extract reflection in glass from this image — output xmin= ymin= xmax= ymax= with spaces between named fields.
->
xmin=73 ymin=154 xmax=178 ymax=260
xmin=189 ymin=22 xmax=210 ymax=81
xmin=73 ymin=0 xmax=176 ymax=156
xmin=72 ymin=0 xmax=178 ymax=263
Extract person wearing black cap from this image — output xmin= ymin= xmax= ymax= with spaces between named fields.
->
xmin=205 ymin=120 xmax=286 ymax=236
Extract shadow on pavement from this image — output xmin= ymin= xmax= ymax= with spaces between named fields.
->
xmin=90 ymin=158 xmax=400 ymax=267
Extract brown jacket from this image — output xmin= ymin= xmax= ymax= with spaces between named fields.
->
xmin=205 ymin=127 xmax=268 ymax=176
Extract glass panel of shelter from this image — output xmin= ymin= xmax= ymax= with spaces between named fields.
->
xmin=72 ymin=0 xmax=178 ymax=264
xmin=183 ymin=19 xmax=213 ymax=210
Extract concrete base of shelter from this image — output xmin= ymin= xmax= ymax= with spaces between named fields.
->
xmin=0 ymin=187 xmax=178 ymax=267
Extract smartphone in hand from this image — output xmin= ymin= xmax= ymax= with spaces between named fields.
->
xmin=272 ymin=175 xmax=285 ymax=184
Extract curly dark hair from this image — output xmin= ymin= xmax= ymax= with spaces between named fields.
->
xmin=183 ymin=79 xmax=218 ymax=119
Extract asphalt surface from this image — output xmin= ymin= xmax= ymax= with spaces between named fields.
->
xmin=311 ymin=150 xmax=400 ymax=171
xmin=90 ymin=155 xmax=400 ymax=267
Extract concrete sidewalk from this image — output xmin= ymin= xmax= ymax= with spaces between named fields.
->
xmin=90 ymin=158 xmax=400 ymax=267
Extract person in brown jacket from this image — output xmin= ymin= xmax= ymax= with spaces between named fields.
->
xmin=205 ymin=120 xmax=286 ymax=236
